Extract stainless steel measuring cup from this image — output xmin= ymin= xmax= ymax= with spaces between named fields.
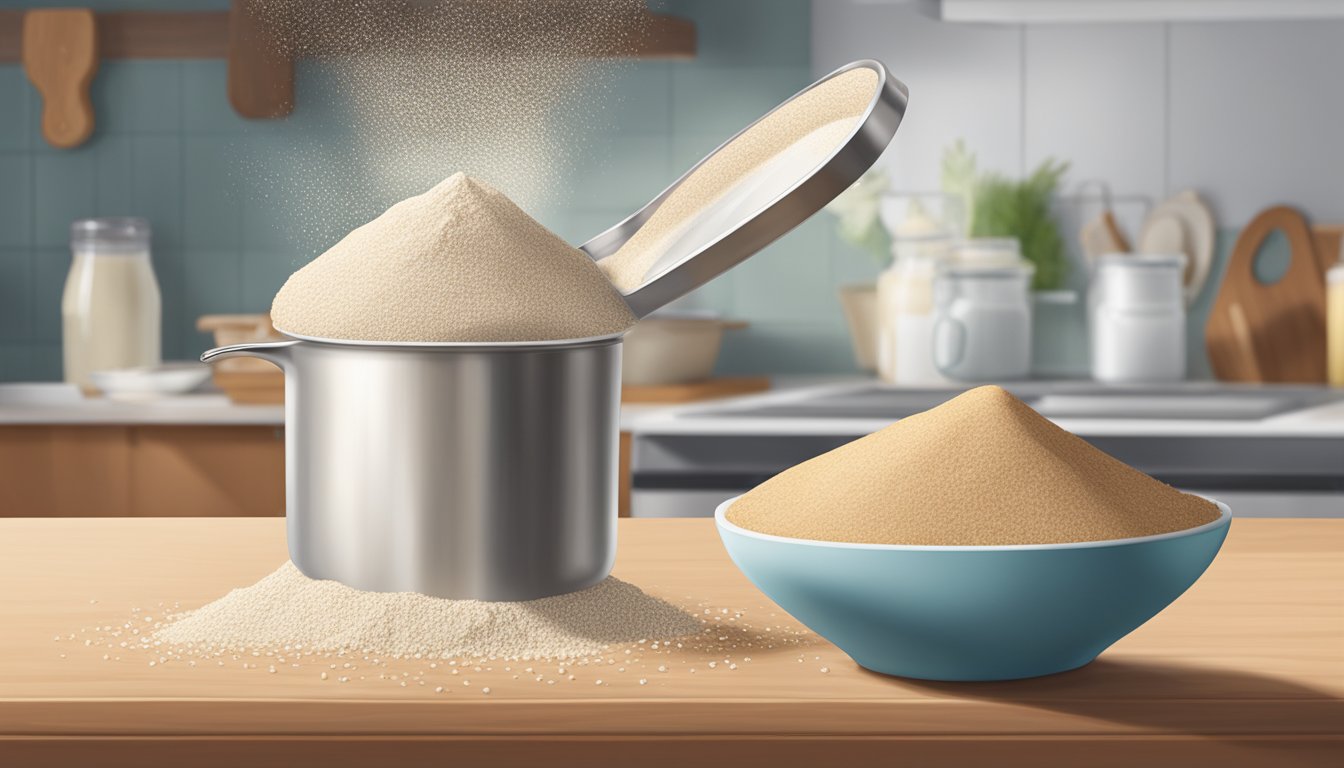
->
xmin=203 ymin=59 xmax=908 ymax=601
xmin=203 ymin=334 xmax=621 ymax=601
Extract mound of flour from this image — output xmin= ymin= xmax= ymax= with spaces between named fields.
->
xmin=271 ymin=173 xmax=635 ymax=342
xmin=155 ymin=562 xmax=701 ymax=661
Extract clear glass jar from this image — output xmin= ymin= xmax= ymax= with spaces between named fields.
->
xmin=879 ymin=235 xmax=954 ymax=384
xmin=61 ymin=218 xmax=161 ymax=389
xmin=874 ymin=193 xmax=961 ymax=384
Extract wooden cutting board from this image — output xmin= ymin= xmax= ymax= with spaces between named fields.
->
xmin=621 ymin=376 xmax=769 ymax=404
xmin=212 ymin=370 xmax=284 ymax=404
xmin=1206 ymin=206 xmax=1328 ymax=383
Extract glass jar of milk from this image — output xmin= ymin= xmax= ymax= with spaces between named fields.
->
xmin=62 ymin=218 xmax=161 ymax=389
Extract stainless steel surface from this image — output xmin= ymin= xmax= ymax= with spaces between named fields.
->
xmin=581 ymin=59 xmax=909 ymax=318
xmin=202 ymin=336 xmax=621 ymax=601
xmin=687 ymin=383 xmax=1343 ymax=421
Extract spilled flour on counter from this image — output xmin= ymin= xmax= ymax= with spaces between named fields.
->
xmin=154 ymin=562 xmax=700 ymax=661
xmin=727 ymin=386 xmax=1222 ymax=546
xmin=270 ymin=173 xmax=635 ymax=343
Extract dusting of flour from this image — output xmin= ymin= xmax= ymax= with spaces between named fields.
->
xmin=270 ymin=173 xmax=635 ymax=342
xmin=155 ymin=561 xmax=701 ymax=661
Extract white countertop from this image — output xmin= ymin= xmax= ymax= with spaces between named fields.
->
xmin=0 ymin=393 xmax=285 ymax=426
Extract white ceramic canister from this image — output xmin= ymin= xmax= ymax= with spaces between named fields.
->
xmin=1089 ymin=253 xmax=1186 ymax=383
xmin=931 ymin=260 xmax=1034 ymax=382
xmin=61 ymin=218 xmax=161 ymax=390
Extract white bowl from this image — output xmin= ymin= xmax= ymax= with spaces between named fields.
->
xmin=89 ymin=362 xmax=212 ymax=400
xmin=622 ymin=313 xmax=745 ymax=386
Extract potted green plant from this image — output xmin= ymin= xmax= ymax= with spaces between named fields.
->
xmin=941 ymin=140 xmax=1070 ymax=291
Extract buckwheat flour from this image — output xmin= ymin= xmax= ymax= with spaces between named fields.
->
xmin=726 ymin=386 xmax=1222 ymax=546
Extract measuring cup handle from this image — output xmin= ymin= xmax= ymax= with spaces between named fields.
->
xmin=933 ymin=315 xmax=967 ymax=378
xmin=201 ymin=340 xmax=298 ymax=372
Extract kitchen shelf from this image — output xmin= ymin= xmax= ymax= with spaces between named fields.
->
xmin=0 ymin=1 xmax=696 ymax=141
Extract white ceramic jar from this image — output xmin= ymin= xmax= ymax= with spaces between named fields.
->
xmin=932 ymin=261 xmax=1034 ymax=381
xmin=1089 ymin=253 xmax=1186 ymax=383
xmin=61 ymin=218 xmax=161 ymax=389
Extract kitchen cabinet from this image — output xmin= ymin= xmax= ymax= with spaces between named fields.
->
xmin=0 ymin=425 xmax=284 ymax=517
xmin=1 ymin=517 xmax=1338 ymax=766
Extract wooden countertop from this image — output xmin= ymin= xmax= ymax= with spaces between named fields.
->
xmin=1 ymin=517 xmax=1340 ymax=767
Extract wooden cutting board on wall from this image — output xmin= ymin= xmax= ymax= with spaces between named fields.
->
xmin=1205 ymin=206 xmax=1328 ymax=383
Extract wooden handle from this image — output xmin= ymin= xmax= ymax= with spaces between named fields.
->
xmin=1101 ymin=210 xmax=1131 ymax=253
xmin=22 ymin=9 xmax=98 ymax=149
xmin=227 ymin=0 xmax=293 ymax=119
xmin=1205 ymin=205 xmax=1327 ymax=383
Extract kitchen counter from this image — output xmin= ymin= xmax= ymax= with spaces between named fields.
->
xmin=2 ymin=517 xmax=1339 ymax=766
xmin=0 ymin=393 xmax=666 ymax=431
xmin=0 ymin=394 xmax=285 ymax=426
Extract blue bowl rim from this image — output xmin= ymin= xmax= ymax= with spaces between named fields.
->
xmin=715 ymin=495 xmax=1231 ymax=552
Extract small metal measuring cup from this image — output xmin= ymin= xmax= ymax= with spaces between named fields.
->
xmin=203 ymin=60 xmax=908 ymax=601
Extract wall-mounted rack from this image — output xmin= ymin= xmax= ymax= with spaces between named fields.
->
xmin=0 ymin=0 xmax=696 ymax=148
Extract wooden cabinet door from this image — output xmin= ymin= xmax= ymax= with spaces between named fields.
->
xmin=130 ymin=426 xmax=284 ymax=517
xmin=0 ymin=426 xmax=131 ymax=517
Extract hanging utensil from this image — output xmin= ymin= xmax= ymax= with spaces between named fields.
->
xmin=1078 ymin=180 xmax=1131 ymax=265
xmin=22 ymin=9 xmax=98 ymax=149
xmin=1139 ymin=190 xmax=1215 ymax=306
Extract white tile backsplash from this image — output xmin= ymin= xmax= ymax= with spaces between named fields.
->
xmin=1024 ymin=23 xmax=1168 ymax=204
xmin=812 ymin=1 xmax=1024 ymax=191
xmin=813 ymin=1 xmax=1344 ymax=228
xmin=1168 ymin=20 xmax=1344 ymax=225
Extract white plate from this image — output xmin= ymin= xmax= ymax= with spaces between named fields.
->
xmin=89 ymin=362 xmax=212 ymax=400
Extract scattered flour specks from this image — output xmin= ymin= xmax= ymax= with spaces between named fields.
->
xmin=154 ymin=561 xmax=699 ymax=661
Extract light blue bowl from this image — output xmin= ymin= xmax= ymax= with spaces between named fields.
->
xmin=716 ymin=497 xmax=1230 ymax=681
